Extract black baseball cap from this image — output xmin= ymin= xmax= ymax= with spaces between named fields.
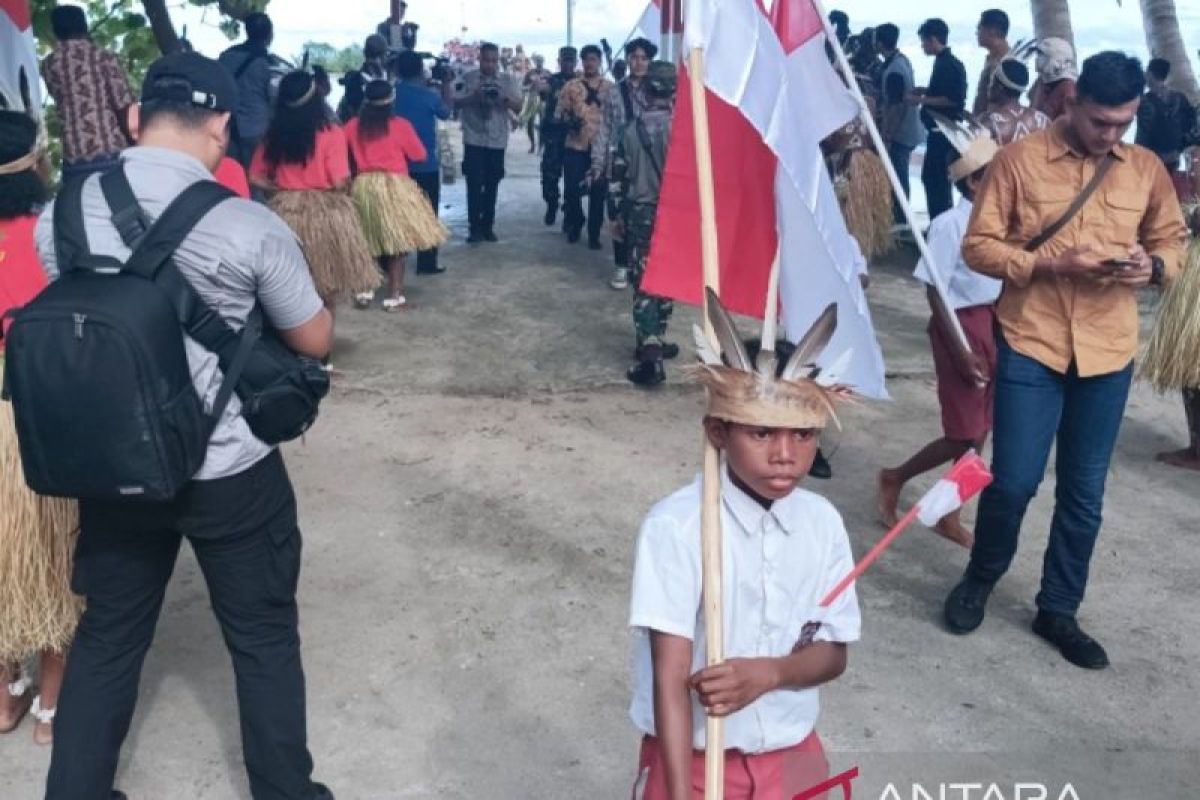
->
xmin=141 ymin=52 xmax=238 ymax=112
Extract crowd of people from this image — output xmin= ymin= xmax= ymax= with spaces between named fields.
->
xmin=0 ymin=3 xmax=1198 ymax=800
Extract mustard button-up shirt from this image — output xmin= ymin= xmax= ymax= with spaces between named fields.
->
xmin=962 ymin=118 xmax=1187 ymax=376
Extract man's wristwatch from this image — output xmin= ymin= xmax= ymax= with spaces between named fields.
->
xmin=1150 ymin=255 xmax=1165 ymax=287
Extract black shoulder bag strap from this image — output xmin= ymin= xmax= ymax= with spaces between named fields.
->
xmin=620 ymin=80 xmax=635 ymax=121
xmin=98 ymin=168 xmax=259 ymax=429
xmin=1024 ymin=153 xmax=1117 ymax=253
xmin=634 ymin=117 xmax=663 ymax=182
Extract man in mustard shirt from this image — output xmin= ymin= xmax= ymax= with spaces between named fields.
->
xmin=945 ymin=52 xmax=1187 ymax=669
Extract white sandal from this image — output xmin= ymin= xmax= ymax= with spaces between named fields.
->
xmin=353 ymin=292 xmax=375 ymax=309
xmin=31 ymin=695 xmax=55 ymax=746
xmin=1 ymin=672 xmax=32 ymax=734
xmin=382 ymin=295 xmax=407 ymax=312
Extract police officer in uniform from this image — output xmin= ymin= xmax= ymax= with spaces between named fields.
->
xmin=539 ymin=46 xmax=578 ymax=226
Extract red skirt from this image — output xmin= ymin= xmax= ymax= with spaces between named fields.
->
xmin=633 ymin=731 xmax=830 ymax=800
xmin=929 ymin=305 xmax=998 ymax=442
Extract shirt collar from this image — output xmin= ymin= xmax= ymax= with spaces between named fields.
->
xmin=120 ymin=146 xmax=213 ymax=183
xmin=721 ymin=464 xmax=796 ymax=537
xmin=1045 ymin=117 xmax=1128 ymax=162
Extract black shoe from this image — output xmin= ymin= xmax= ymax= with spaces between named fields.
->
xmin=111 ymin=793 xmax=128 ymax=800
xmin=416 ymin=265 xmax=446 ymax=275
xmin=635 ymin=342 xmax=680 ymax=361
xmin=544 ymin=205 xmax=557 ymax=226
xmin=588 ymin=238 xmax=603 ymax=250
xmin=809 ymin=448 xmax=833 ymax=480
xmin=943 ymin=576 xmax=994 ymax=635
xmin=567 ymin=228 xmax=581 ymax=244
xmin=466 ymin=232 xmax=484 ymax=244
xmin=626 ymin=359 xmax=666 ymax=387
xmin=484 ymin=230 xmax=498 ymax=243
xmin=1032 ymin=611 xmax=1110 ymax=669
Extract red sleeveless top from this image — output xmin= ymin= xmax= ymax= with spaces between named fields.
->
xmin=0 ymin=215 xmax=48 ymax=351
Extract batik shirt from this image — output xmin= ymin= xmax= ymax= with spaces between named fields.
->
xmin=41 ymin=39 xmax=134 ymax=163
xmin=978 ymin=104 xmax=1051 ymax=146
xmin=592 ymin=78 xmax=650 ymax=178
xmin=555 ymin=74 xmax=615 ymax=153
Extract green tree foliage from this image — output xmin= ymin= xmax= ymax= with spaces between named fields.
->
xmin=300 ymin=41 xmax=364 ymax=75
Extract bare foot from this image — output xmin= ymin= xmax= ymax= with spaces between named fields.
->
xmin=877 ymin=469 xmax=902 ymax=528
xmin=33 ymin=718 xmax=52 ymax=746
xmin=1155 ymin=448 xmax=1200 ymax=472
xmin=934 ymin=516 xmax=975 ymax=548
xmin=0 ymin=693 xmax=31 ymax=734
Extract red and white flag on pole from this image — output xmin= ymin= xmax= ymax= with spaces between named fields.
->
xmin=818 ymin=452 xmax=993 ymax=609
xmin=641 ymin=0 xmax=888 ymax=397
xmin=637 ymin=0 xmax=685 ymax=63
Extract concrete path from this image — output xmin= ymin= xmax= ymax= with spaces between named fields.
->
xmin=3 ymin=138 xmax=1197 ymax=799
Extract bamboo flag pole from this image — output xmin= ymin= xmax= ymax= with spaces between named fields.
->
xmin=687 ymin=43 xmax=726 ymax=800
xmin=809 ymin=0 xmax=973 ymax=358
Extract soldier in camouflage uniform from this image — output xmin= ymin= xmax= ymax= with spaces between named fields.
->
xmin=611 ymin=61 xmax=677 ymax=387
xmin=539 ymin=46 xmax=578 ymax=226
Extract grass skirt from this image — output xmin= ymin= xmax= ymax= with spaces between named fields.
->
xmin=1142 ymin=238 xmax=1200 ymax=391
xmin=834 ymin=149 xmax=895 ymax=263
xmin=0 ymin=392 xmax=82 ymax=662
xmin=270 ymin=189 xmax=381 ymax=301
xmin=351 ymin=172 xmax=449 ymax=257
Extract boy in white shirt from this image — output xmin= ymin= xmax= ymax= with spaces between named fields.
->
xmin=628 ymin=324 xmax=861 ymax=800
xmin=878 ymin=124 xmax=1003 ymax=547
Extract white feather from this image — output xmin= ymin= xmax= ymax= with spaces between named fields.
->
xmin=693 ymin=325 xmax=722 ymax=366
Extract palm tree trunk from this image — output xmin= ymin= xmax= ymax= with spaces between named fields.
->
xmin=1140 ymin=0 xmax=1200 ymax=105
xmin=141 ymin=0 xmax=183 ymax=55
xmin=1030 ymin=0 xmax=1075 ymax=46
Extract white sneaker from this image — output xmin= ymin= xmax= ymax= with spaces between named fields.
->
xmin=353 ymin=292 xmax=374 ymax=309
xmin=609 ymin=268 xmax=630 ymax=290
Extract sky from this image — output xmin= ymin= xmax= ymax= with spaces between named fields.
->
xmin=172 ymin=0 xmax=1200 ymax=91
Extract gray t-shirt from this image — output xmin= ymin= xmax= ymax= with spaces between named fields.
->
xmin=35 ymin=146 xmax=324 ymax=480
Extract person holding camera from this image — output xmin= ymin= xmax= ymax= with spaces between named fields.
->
xmin=455 ymin=42 xmax=522 ymax=244
xmin=554 ymin=44 xmax=615 ymax=249
xmin=31 ymin=52 xmax=336 ymax=799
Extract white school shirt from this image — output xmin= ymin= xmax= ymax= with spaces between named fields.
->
xmin=628 ymin=467 xmax=861 ymax=754
xmin=913 ymin=198 xmax=1003 ymax=310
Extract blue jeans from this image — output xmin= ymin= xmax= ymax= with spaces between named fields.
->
xmin=967 ymin=334 xmax=1133 ymax=616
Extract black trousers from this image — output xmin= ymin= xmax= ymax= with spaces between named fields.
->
xmin=540 ymin=130 xmax=566 ymax=209
xmin=462 ymin=144 xmax=506 ymax=236
xmin=921 ymin=131 xmax=955 ymax=220
xmin=45 ymin=451 xmax=327 ymax=800
xmin=563 ymin=148 xmax=608 ymax=243
xmin=411 ymin=170 xmax=442 ymax=272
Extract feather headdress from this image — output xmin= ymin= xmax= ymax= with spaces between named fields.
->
xmin=691 ymin=288 xmax=852 ymax=430
xmin=990 ymin=39 xmax=1039 ymax=93
xmin=927 ymin=110 xmax=999 ymax=182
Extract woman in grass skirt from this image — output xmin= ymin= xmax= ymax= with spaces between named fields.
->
xmin=345 ymin=80 xmax=448 ymax=311
xmin=0 ymin=110 xmax=81 ymax=746
xmin=250 ymin=70 xmax=380 ymax=309
xmin=1142 ymin=237 xmax=1200 ymax=471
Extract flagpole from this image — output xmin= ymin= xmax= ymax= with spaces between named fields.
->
xmin=687 ymin=42 xmax=727 ymax=800
xmin=808 ymin=0 xmax=974 ymax=361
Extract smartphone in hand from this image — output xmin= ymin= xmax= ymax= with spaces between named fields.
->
xmin=1102 ymin=258 xmax=1138 ymax=271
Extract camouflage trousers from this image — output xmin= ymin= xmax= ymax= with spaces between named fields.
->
xmin=626 ymin=202 xmax=673 ymax=350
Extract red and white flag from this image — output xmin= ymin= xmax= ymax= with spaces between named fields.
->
xmin=0 ymin=0 xmax=40 ymax=115
xmin=914 ymin=451 xmax=994 ymax=527
xmin=636 ymin=0 xmax=684 ymax=63
xmin=640 ymin=0 xmax=888 ymax=397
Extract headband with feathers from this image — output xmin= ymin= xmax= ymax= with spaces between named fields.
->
xmin=927 ymin=110 xmax=999 ymax=182
xmin=691 ymin=288 xmax=853 ymax=430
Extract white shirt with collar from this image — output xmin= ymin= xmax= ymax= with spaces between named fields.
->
xmin=628 ymin=466 xmax=861 ymax=754
xmin=913 ymin=197 xmax=1002 ymax=310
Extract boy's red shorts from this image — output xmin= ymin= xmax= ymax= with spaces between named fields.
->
xmin=929 ymin=304 xmax=998 ymax=443
xmin=633 ymin=730 xmax=832 ymax=800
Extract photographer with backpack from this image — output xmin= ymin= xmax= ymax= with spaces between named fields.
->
xmin=10 ymin=52 xmax=335 ymax=799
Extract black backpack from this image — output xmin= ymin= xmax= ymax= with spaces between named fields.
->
xmin=2 ymin=168 xmax=327 ymax=502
